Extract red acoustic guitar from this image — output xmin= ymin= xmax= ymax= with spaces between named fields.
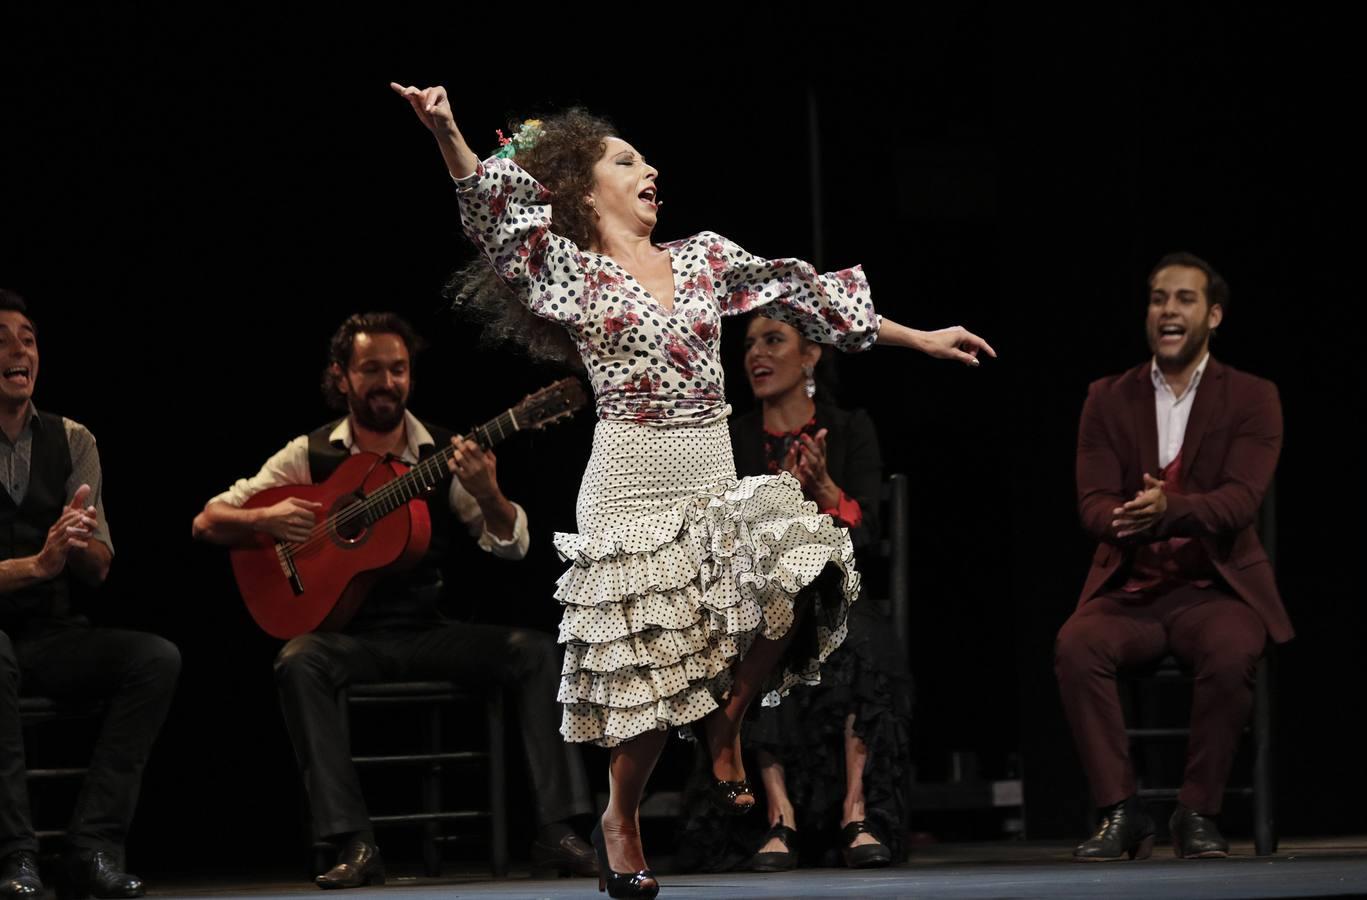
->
xmin=230 ymin=378 xmax=588 ymax=638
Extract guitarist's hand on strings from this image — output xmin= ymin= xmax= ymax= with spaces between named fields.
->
xmin=257 ymin=497 xmax=324 ymax=544
xmin=448 ymin=436 xmax=501 ymax=502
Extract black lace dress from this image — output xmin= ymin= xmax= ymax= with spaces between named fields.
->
xmin=674 ymin=403 xmax=914 ymax=870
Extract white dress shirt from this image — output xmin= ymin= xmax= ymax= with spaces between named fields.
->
xmin=1151 ymin=353 xmax=1210 ymax=470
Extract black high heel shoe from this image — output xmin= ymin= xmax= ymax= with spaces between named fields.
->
xmin=590 ymin=821 xmax=660 ymax=899
xmin=707 ymin=777 xmax=756 ymax=815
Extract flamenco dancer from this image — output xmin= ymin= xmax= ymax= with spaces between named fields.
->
xmin=392 ymin=83 xmax=993 ymax=898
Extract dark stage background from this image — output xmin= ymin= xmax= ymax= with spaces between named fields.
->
xmin=2 ymin=5 xmax=1359 ymax=875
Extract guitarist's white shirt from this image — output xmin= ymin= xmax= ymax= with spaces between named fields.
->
xmin=208 ymin=410 xmax=529 ymax=559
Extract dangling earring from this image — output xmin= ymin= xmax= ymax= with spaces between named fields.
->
xmin=587 ymin=198 xmax=600 ymax=220
xmin=802 ymin=364 xmax=816 ymax=399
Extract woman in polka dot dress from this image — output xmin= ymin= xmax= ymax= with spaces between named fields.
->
xmin=393 ymin=84 xmax=994 ymax=897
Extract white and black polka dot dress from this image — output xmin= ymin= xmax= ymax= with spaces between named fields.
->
xmin=552 ymin=419 xmax=860 ymax=745
xmin=455 ymin=157 xmax=880 ymax=748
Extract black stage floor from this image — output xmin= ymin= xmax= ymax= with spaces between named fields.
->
xmin=145 ymin=837 xmax=1367 ymax=899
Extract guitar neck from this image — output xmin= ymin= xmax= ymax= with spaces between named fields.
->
xmin=466 ymin=407 xmax=522 ymax=452
xmin=370 ymin=408 xmax=522 ymax=513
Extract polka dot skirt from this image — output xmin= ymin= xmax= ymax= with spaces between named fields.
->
xmin=553 ymin=419 xmax=861 ymax=747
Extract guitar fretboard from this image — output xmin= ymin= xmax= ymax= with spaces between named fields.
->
xmin=360 ymin=409 xmax=519 ymax=519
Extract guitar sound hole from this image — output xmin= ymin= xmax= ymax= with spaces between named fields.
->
xmin=331 ymin=493 xmax=370 ymax=544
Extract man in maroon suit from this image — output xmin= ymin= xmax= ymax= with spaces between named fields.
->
xmin=1055 ymin=252 xmax=1291 ymax=862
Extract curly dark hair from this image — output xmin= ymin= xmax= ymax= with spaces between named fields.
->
xmin=320 ymin=311 xmax=427 ymax=411
xmin=445 ymin=108 xmax=618 ymax=369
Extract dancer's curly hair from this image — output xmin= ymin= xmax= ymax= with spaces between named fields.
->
xmin=445 ymin=108 xmax=618 ymax=369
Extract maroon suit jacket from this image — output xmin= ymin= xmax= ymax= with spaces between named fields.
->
xmin=1075 ymin=357 xmax=1293 ymax=643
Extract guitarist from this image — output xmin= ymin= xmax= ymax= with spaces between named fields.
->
xmin=192 ymin=312 xmax=596 ymax=887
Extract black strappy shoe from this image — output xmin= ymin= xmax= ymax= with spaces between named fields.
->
xmin=708 ymin=777 xmax=756 ymax=815
xmin=590 ymin=820 xmax=660 ymax=899
xmin=748 ymin=822 xmax=799 ymax=871
xmin=840 ymin=820 xmax=892 ymax=868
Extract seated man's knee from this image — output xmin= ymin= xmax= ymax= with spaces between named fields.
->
xmin=505 ymin=628 xmax=557 ymax=676
xmin=1054 ymin=618 xmax=1102 ymax=681
xmin=138 ymin=634 xmax=182 ymax=685
xmin=274 ymin=633 xmax=336 ymax=687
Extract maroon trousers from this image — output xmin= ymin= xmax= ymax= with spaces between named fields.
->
xmin=1054 ymin=583 xmax=1266 ymax=815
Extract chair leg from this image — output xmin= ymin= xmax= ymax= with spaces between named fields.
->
xmin=1133 ymin=679 xmax=1166 ymax=797
xmin=488 ymin=691 xmax=508 ymax=878
xmin=341 ymin=686 xmax=509 ymax=879
xmin=1253 ymin=657 xmax=1276 ymax=856
xmin=422 ymin=700 xmax=442 ymax=877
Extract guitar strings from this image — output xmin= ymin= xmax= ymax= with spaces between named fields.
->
xmin=281 ymin=439 xmax=463 ymax=560
xmin=280 ymin=391 xmax=576 ymax=560
xmin=280 ymin=407 xmax=530 ymax=559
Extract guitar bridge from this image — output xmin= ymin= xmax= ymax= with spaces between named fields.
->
xmin=275 ymin=544 xmax=305 ymax=596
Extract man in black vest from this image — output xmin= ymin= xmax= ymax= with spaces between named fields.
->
xmin=192 ymin=312 xmax=595 ymax=888
xmin=0 ymin=290 xmax=180 ymax=900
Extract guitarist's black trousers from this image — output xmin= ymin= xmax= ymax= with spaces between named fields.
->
xmin=0 ymin=618 xmax=181 ymax=858
xmin=275 ymin=620 xmax=593 ymax=840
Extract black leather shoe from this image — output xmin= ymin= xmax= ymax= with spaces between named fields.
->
xmin=0 ymin=851 xmax=43 ymax=899
xmin=748 ymin=822 xmax=798 ymax=872
xmin=1073 ymin=799 xmax=1156 ymax=862
xmin=61 ymin=849 xmax=145 ymax=899
xmin=530 ymin=831 xmax=599 ymax=877
xmin=840 ymin=820 xmax=893 ymax=868
xmin=1169 ymin=804 xmax=1230 ymax=859
xmin=314 ymin=839 xmax=385 ymax=890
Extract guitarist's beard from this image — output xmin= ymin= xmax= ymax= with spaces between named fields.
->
xmin=351 ymin=388 xmax=406 ymax=433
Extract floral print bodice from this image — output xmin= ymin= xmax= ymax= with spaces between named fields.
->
xmin=455 ymin=157 xmax=879 ymax=426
